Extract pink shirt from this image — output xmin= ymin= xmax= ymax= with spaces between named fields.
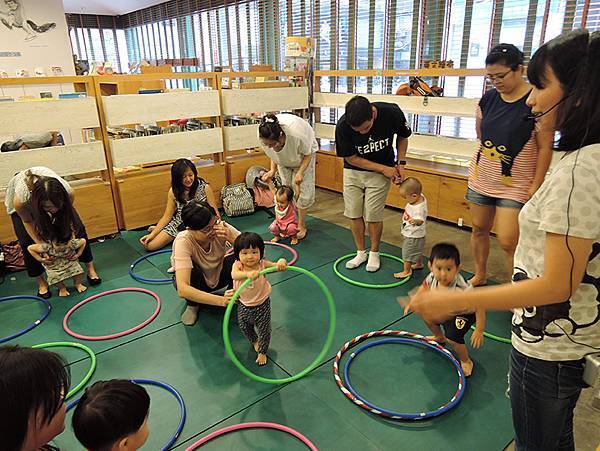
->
xmin=232 ymin=260 xmax=271 ymax=307
xmin=274 ymin=198 xmax=298 ymax=232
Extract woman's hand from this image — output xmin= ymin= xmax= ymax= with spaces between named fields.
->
xmin=214 ymin=222 xmax=236 ymax=242
xmin=261 ymin=170 xmax=275 ymax=182
xmin=39 ymin=253 xmax=55 ymax=264
xmin=139 ymin=234 xmax=153 ymax=245
xmin=222 ymin=291 xmax=233 ymax=306
xmin=294 ymin=170 xmax=304 ymax=186
xmin=405 ymin=289 xmax=464 ymax=324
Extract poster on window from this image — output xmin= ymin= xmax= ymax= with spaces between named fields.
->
xmin=0 ymin=0 xmax=74 ymax=76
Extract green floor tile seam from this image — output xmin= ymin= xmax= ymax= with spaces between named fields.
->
xmin=63 ymin=321 xmax=184 ymax=368
xmin=171 ymin=383 xmax=290 ymax=449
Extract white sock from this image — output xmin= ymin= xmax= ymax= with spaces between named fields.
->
xmin=345 ymin=250 xmax=368 ymax=269
xmin=366 ymin=251 xmax=381 ymax=272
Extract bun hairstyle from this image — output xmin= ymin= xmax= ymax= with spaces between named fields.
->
xmin=485 ymin=43 xmax=524 ymax=70
xmin=258 ymin=114 xmax=283 ymax=141
xmin=527 ymin=29 xmax=600 ymax=151
xmin=276 ymin=185 xmax=294 ymax=202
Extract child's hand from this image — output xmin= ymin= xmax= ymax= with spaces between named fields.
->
xmin=470 ymin=329 xmax=485 ymax=349
xmin=248 ymin=270 xmax=260 ymax=280
xmin=276 ymin=258 xmax=287 ymax=271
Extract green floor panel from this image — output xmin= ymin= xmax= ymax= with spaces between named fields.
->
xmin=255 ymin=261 xmax=427 ymax=376
xmin=85 ymin=235 xmax=150 ymax=282
xmin=51 ymin=323 xmax=289 ymax=450
xmin=119 ymin=229 xmax=153 ymax=255
xmin=175 ymin=383 xmax=380 ymax=451
xmin=291 ymin=315 xmax=513 ymax=450
xmin=1 ymin=267 xmax=185 ymax=359
xmin=482 ymin=310 xmax=512 ymax=341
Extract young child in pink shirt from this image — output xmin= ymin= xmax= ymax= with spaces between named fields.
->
xmin=231 ymin=232 xmax=286 ymax=365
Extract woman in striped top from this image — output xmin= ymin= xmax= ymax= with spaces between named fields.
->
xmin=466 ymin=44 xmax=553 ymax=286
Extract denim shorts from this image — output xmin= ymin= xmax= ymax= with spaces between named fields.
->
xmin=465 ymin=187 xmax=524 ymax=209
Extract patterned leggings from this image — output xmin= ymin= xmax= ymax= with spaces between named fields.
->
xmin=237 ymin=298 xmax=271 ymax=355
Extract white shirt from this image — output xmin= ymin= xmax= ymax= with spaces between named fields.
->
xmin=402 ymin=195 xmax=427 ymax=238
xmin=512 ymin=144 xmax=600 ymax=361
xmin=261 ymin=113 xmax=317 ymax=168
xmin=5 ymin=167 xmax=73 ymax=215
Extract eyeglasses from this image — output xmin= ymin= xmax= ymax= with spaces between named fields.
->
xmin=199 ymin=219 xmax=218 ymax=234
xmin=485 ymin=69 xmax=513 ymax=83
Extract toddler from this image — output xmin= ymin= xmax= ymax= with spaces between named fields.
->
xmin=394 ymin=177 xmax=427 ymax=279
xmin=231 ymin=232 xmax=286 ymax=365
xmin=407 ymin=243 xmax=485 ymax=377
xmin=72 ymin=379 xmax=150 ymax=451
xmin=28 ymin=237 xmax=86 ymax=296
xmin=267 ymin=178 xmax=299 ymax=245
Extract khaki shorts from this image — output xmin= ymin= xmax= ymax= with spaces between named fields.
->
xmin=343 ymin=168 xmax=391 ymax=222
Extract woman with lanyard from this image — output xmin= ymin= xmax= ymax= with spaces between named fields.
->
xmin=406 ymin=30 xmax=600 ymax=451
xmin=467 ymin=44 xmax=553 ymax=286
xmin=171 ymin=201 xmax=240 ymax=326
xmin=258 ymin=113 xmax=318 ymax=241
xmin=5 ymin=167 xmax=102 ymax=298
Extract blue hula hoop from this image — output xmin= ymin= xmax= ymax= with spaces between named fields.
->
xmin=343 ymin=337 xmax=466 ymax=420
xmin=129 ymin=249 xmax=174 ymax=284
xmin=68 ymin=378 xmax=186 ymax=450
xmin=0 ymin=295 xmax=51 ymax=343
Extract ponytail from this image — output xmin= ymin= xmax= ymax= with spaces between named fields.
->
xmin=258 ymin=114 xmax=283 ymax=141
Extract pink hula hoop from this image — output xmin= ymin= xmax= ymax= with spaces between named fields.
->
xmin=225 ymin=241 xmax=298 ymax=266
xmin=63 ymin=288 xmax=161 ymax=341
xmin=185 ymin=422 xmax=318 ymax=450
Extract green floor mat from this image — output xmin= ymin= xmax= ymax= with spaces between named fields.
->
xmin=175 ymin=383 xmax=380 ymax=450
xmin=1 ymin=267 xmax=184 ymax=359
xmin=52 ymin=323 xmax=289 ymax=450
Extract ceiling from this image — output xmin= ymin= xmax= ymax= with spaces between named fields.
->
xmin=62 ymin=0 xmax=167 ymax=16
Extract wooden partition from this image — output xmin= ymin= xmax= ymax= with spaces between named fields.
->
xmin=96 ymin=72 xmax=228 ymax=229
xmin=313 ymin=68 xmax=488 ymax=229
xmin=0 ymin=76 xmax=118 ymax=242
xmin=217 ymin=71 xmax=309 ymax=185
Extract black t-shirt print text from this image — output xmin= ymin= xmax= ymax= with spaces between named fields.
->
xmin=335 ymin=102 xmax=412 ymax=171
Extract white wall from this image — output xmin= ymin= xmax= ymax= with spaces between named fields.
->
xmin=0 ymin=0 xmax=75 ymax=77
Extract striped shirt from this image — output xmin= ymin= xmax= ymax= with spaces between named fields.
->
xmin=468 ymin=105 xmax=539 ymax=205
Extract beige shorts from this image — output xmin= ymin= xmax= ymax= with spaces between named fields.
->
xmin=343 ymin=168 xmax=391 ymax=222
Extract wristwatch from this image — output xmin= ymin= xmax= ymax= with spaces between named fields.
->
xmin=397 ymin=160 xmax=407 ymax=166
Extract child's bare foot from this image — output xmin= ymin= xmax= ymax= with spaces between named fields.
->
xmin=393 ymin=270 xmax=412 ymax=279
xmin=461 ymin=359 xmax=474 ymax=377
xmin=253 ymin=341 xmax=260 ymax=353
xmin=256 ymin=353 xmax=267 ymax=365
xmin=425 ymin=335 xmax=446 ymax=344
xmin=411 ymin=263 xmax=424 ymax=270
xmin=290 ymin=236 xmax=299 ymax=245
xmin=75 ymin=284 xmax=87 ymax=293
xmin=271 ymin=236 xmax=281 ymax=243
xmin=58 ymin=287 xmax=70 ymax=297
xmin=469 ymin=275 xmax=487 ymax=287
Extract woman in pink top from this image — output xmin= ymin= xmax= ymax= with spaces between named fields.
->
xmin=267 ymin=181 xmax=299 ymax=245
xmin=466 ymin=44 xmax=553 ymax=286
xmin=232 ymin=232 xmax=287 ymax=366
xmin=171 ymin=201 xmax=240 ymax=326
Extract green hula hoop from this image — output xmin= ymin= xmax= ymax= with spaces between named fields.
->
xmin=333 ymin=253 xmax=411 ymax=289
xmin=32 ymin=342 xmax=97 ymax=399
xmin=471 ymin=326 xmax=511 ymax=344
xmin=223 ymin=265 xmax=336 ymax=384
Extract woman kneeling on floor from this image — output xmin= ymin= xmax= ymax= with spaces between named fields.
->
xmin=172 ymin=201 xmax=240 ymax=326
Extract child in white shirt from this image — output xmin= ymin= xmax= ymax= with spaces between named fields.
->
xmin=394 ymin=177 xmax=427 ymax=279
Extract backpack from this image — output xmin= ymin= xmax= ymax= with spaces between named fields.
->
xmin=396 ymin=76 xmax=443 ymax=97
xmin=220 ymin=183 xmax=255 ymax=217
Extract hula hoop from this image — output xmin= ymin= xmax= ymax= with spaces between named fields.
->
xmin=225 ymin=241 xmax=298 ymax=266
xmin=471 ymin=325 xmax=511 ymax=344
xmin=67 ymin=378 xmax=186 ymax=451
xmin=333 ymin=330 xmax=466 ymax=420
xmin=129 ymin=249 xmax=173 ymax=283
xmin=224 ymin=265 xmax=336 ymax=384
xmin=0 ymin=295 xmax=51 ymax=343
xmin=63 ymin=288 xmax=161 ymax=341
xmin=333 ymin=253 xmax=411 ymax=288
xmin=32 ymin=342 xmax=96 ymax=399
xmin=185 ymin=422 xmax=318 ymax=450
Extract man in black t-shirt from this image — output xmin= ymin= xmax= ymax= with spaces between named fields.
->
xmin=335 ymin=95 xmax=412 ymax=272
